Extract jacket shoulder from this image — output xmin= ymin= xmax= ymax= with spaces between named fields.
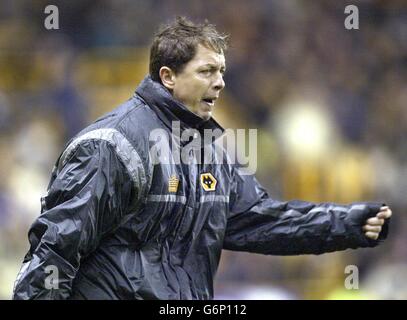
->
xmin=65 ymin=95 xmax=160 ymax=153
xmin=75 ymin=96 xmax=155 ymax=136
xmin=56 ymin=96 xmax=159 ymax=195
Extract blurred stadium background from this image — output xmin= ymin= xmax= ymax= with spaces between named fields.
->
xmin=0 ymin=0 xmax=406 ymax=299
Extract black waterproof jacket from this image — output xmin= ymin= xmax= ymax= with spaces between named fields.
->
xmin=13 ymin=76 xmax=388 ymax=300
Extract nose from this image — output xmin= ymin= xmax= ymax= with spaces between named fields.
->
xmin=213 ymin=73 xmax=225 ymax=91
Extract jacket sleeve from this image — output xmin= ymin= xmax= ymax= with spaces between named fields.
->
xmin=223 ymin=166 xmax=389 ymax=255
xmin=12 ymin=139 xmax=135 ymax=299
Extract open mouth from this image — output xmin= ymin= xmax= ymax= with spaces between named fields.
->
xmin=202 ymin=98 xmax=216 ymax=106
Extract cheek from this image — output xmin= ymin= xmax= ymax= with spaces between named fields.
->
xmin=179 ymin=78 xmax=208 ymax=101
xmin=193 ymin=78 xmax=211 ymax=95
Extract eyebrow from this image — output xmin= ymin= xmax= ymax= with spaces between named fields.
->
xmin=201 ymin=63 xmax=226 ymax=70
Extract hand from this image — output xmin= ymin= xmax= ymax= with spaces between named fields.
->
xmin=363 ymin=206 xmax=392 ymax=240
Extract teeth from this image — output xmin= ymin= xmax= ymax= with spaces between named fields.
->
xmin=203 ymin=98 xmax=215 ymax=105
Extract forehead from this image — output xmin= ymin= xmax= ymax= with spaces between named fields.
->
xmin=189 ymin=44 xmax=226 ymax=67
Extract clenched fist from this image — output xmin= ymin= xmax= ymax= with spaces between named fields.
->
xmin=363 ymin=206 xmax=392 ymax=240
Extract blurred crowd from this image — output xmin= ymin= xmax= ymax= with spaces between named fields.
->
xmin=0 ymin=0 xmax=406 ymax=299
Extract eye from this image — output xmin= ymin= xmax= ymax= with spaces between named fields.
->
xmin=200 ymin=69 xmax=212 ymax=75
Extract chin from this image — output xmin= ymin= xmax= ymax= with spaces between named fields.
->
xmin=199 ymin=113 xmax=212 ymax=121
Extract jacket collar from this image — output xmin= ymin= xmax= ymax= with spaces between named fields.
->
xmin=134 ymin=76 xmax=225 ymax=141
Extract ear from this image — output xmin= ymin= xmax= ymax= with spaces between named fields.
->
xmin=159 ymin=66 xmax=176 ymax=90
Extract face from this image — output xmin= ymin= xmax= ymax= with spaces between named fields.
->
xmin=167 ymin=44 xmax=226 ymax=120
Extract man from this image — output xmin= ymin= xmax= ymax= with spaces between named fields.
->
xmin=13 ymin=17 xmax=392 ymax=300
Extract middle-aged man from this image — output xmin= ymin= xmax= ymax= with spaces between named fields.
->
xmin=13 ymin=17 xmax=392 ymax=300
